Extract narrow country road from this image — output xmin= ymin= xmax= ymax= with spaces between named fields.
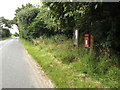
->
xmin=0 ymin=37 xmax=54 ymax=88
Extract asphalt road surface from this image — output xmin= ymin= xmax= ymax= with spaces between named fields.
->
xmin=0 ymin=37 xmax=54 ymax=88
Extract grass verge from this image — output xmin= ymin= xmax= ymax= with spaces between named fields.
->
xmin=20 ymin=37 xmax=119 ymax=88
xmin=0 ymin=37 xmax=10 ymax=40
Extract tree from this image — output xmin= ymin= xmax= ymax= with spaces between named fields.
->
xmin=13 ymin=32 xmax=19 ymax=37
xmin=14 ymin=2 xmax=120 ymax=53
xmin=0 ymin=17 xmax=12 ymax=38
xmin=0 ymin=17 xmax=12 ymax=28
xmin=15 ymin=4 xmax=39 ymax=40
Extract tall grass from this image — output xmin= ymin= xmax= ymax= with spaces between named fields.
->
xmin=21 ymin=35 xmax=119 ymax=88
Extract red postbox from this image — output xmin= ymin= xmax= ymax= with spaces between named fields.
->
xmin=84 ymin=34 xmax=90 ymax=47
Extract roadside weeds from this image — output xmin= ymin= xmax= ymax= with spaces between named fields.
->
xmin=20 ymin=38 xmax=109 ymax=88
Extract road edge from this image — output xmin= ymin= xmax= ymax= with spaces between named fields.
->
xmin=20 ymin=40 xmax=55 ymax=88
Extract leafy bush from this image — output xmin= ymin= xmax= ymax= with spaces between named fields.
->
xmin=34 ymin=35 xmax=119 ymax=88
xmin=0 ymin=28 xmax=11 ymax=38
xmin=16 ymin=5 xmax=40 ymax=40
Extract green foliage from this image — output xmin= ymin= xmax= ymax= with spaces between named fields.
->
xmin=14 ymin=2 xmax=120 ymax=54
xmin=85 ymin=2 xmax=120 ymax=53
xmin=14 ymin=3 xmax=120 ymax=87
xmin=0 ymin=17 xmax=12 ymax=28
xmin=21 ymin=35 xmax=119 ymax=88
xmin=16 ymin=5 xmax=39 ymax=40
xmin=42 ymin=2 xmax=120 ymax=53
xmin=13 ymin=32 xmax=19 ymax=37
xmin=0 ymin=28 xmax=11 ymax=38
xmin=0 ymin=17 xmax=11 ymax=38
xmin=41 ymin=2 xmax=88 ymax=37
xmin=41 ymin=35 xmax=119 ymax=88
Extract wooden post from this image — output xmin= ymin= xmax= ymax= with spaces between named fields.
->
xmin=90 ymin=35 xmax=94 ymax=55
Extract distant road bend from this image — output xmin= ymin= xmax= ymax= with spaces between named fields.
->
xmin=0 ymin=37 xmax=54 ymax=88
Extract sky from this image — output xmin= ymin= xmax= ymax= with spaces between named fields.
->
xmin=0 ymin=0 xmax=41 ymax=34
